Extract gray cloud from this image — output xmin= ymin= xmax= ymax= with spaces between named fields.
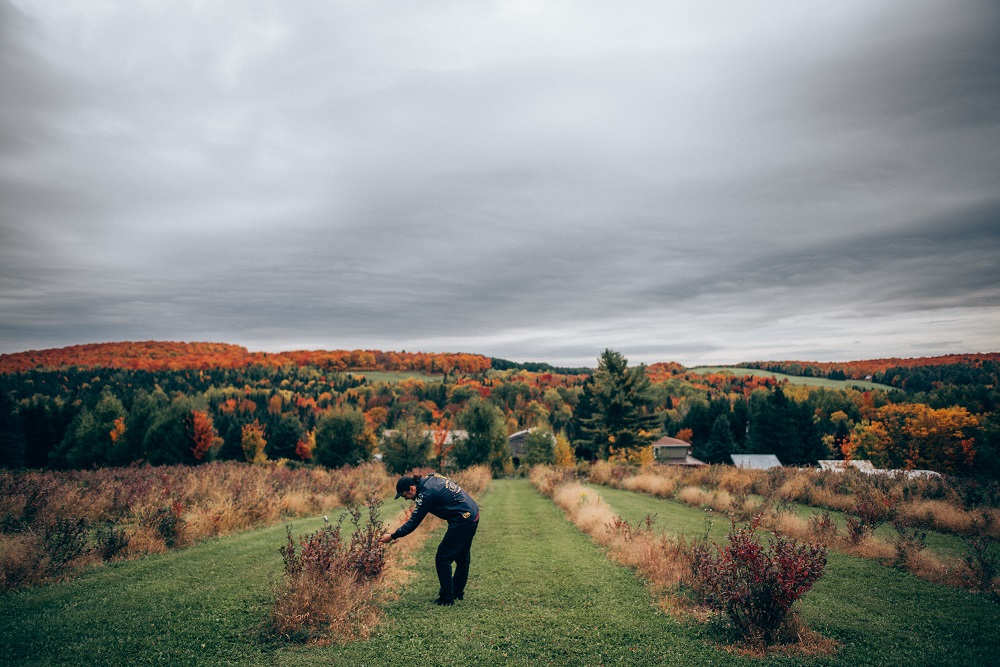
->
xmin=2 ymin=0 xmax=998 ymax=366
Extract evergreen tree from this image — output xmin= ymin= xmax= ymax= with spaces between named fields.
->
xmin=267 ymin=414 xmax=303 ymax=460
xmin=0 ymin=390 xmax=25 ymax=468
xmin=380 ymin=417 xmax=432 ymax=474
xmin=314 ymin=409 xmax=376 ymax=468
xmin=700 ymin=414 xmax=738 ymax=464
xmin=576 ymin=349 xmax=659 ymax=459
xmin=746 ymin=387 xmax=824 ymax=465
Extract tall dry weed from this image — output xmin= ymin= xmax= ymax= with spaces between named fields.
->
xmin=897 ymin=500 xmax=974 ymax=534
xmin=777 ymin=473 xmax=815 ymax=504
xmin=677 ymin=485 xmax=714 ymax=508
xmin=0 ymin=461 xmax=397 ymax=591
xmin=718 ymin=467 xmax=753 ymax=497
xmin=452 ymin=465 xmax=493 ymax=497
xmin=588 ymin=460 xmax=614 ymax=486
xmin=623 ymin=473 xmax=678 ymax=498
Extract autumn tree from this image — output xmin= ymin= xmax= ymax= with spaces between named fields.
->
xmin=188 ymin=410 xmax=223 ymax=461
xmin=296 ymin=429 xmax=316 ymax=461
xmin=575 ymin=349 xmax=659 ymax=459
xmin=553 ymin=431 xmax=576 ymax=467
xmin=241 ymin=419 xmax=268 ymax=465
xmin=856 ymin=403 xmax=978 ymax=473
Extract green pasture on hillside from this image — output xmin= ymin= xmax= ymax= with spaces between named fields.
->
xmin=347 ymin=370 xmax=444 ymax=384
xmin=2 ymin=480 xmax=998 ymax=666
xmin=689 ymin=367 xmax=894 ymax=391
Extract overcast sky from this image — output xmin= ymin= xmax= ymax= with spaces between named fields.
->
xmin=2 ymin=1 xmax=998 ymax=367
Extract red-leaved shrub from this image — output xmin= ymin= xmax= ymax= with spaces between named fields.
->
xmin=690 ymin=516 xmax=828 ymax=645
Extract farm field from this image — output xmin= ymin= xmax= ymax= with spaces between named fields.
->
xmin=346 ymin=370 xmax=444 ymax=384
xmin=3 ymin=479 xmax=999 ymax=666
xmin=688 ymin=366 xmax=894 ymax=391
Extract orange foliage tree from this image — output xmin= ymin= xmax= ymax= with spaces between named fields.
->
xmin=847 ymin=404 xmax=978 ymax=473
xmin=188 ymin=410 xmax=224 ymax=461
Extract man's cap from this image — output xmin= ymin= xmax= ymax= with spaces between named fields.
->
xmin=394 ymin=476 xmax=416 ymax=499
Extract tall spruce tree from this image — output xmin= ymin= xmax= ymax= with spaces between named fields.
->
xmin=577 ymin=349 xmax=659 ymax=459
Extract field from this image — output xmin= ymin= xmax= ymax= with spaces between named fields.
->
xmin=688 ymin=367 xmax=894 ymax=391
xmin=346 ymin=370 xmax=445 ymax=384
xmin=3 ymin=479 xmax=998 ymax=666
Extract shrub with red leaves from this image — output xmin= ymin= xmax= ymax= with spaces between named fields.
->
xmin=691 ymin=515 xmax=828 ymax=645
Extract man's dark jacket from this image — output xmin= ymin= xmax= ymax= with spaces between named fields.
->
xmin=390 ymin=473 xmax=479 ymax=540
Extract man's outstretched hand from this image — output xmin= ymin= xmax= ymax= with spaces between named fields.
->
xmin=379 ymin=533 xmax=394 ymax=544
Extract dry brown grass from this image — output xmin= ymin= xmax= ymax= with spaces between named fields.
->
xmin=769 ymin=511 xmax=811 ymax=539
xmin=777 ymin=473 xmax=815 ymax=504
xmin=269 ymin=573 xmax=382 ymax=643
xmin=529 ymin=465 xmax=575 ymax=497
xmin=808 ymin=487 xmax=855 ymax=512
xmin=676 ymin=485 xmax=714 ymax=508
xmin=452 ymin=465 xmax=493 ymax=497
xmin=123 ymin=526 xmax=168 ymax=558
xmin=0 ymin=534 xmax=47 ymax=590
xmin=587 ymin=460 xmax=615 ymax=486
xmin=0 ymin=461 xmax=396 ymax=591
xmin=623 ymin=473 xmax=678 ymax=498
xmin=717 ymin=467 xmax=753 ymax=496
xmin=898 ymin=499 xmax=975 ymax=534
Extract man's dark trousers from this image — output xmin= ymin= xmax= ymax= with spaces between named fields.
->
xmin=435 ymin=519 xmax=478 ymax=602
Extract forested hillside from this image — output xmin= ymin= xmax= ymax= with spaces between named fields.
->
xmin=0 ymin=342 xmax=997 ymax=479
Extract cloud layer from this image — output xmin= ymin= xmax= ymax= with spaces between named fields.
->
xmin=2 ymin=0 xmax=998 ymax=366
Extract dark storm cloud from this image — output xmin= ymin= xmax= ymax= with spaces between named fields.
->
xmin=1 ymin=0 xmax=998 ymax=366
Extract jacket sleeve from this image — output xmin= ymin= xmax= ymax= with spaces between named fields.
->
xmin=391 ymin=491 xmax=431 ymax=540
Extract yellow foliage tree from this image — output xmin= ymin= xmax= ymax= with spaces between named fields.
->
xmin=241 ymin=419 xmax=268 ymax=465
xmin=554 ymin=431 xmax=576 ymax=468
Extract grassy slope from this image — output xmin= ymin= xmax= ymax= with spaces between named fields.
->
xmin=0 ymin=516 xmax=332 ymax=666
xmin=688 ymin=367 xmax=893 ymax=391
xmin=595 ymin=484 xmax=1000 ymax=666
xmin=3 ymin=480 xmax=997 ymax=666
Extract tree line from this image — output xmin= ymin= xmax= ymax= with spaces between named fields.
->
xmin=1 ymin=345 xmax=997 ymax=479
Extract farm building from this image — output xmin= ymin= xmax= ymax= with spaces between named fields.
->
xmin=651 ymin=436 xmax=707 ymax=466
xmin=730 ymin=454 xmax=782 ymax=469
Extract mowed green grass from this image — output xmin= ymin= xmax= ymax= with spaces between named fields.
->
xmin=595 ymin=484 xmax=1000 ymax=666
xmin=3 ymin=480 xmax=998 ymax=666
xmin=689 ymin=366 xmax=893 ymax=391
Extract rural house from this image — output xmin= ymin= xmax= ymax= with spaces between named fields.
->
xmin=651 ymin=436 xmax=707 ymax=466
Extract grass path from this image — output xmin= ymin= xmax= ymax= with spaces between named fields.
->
xmin=3 ymin=479 xmax=998 ymax=666
xmin=595 ymin=483 xmax=1000 ymax=666
xmin=285 ymin=477 xmax=750 ymax=666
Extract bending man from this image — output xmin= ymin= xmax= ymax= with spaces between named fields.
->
xmin=380 ymin=473 xmax=480 ymax=606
